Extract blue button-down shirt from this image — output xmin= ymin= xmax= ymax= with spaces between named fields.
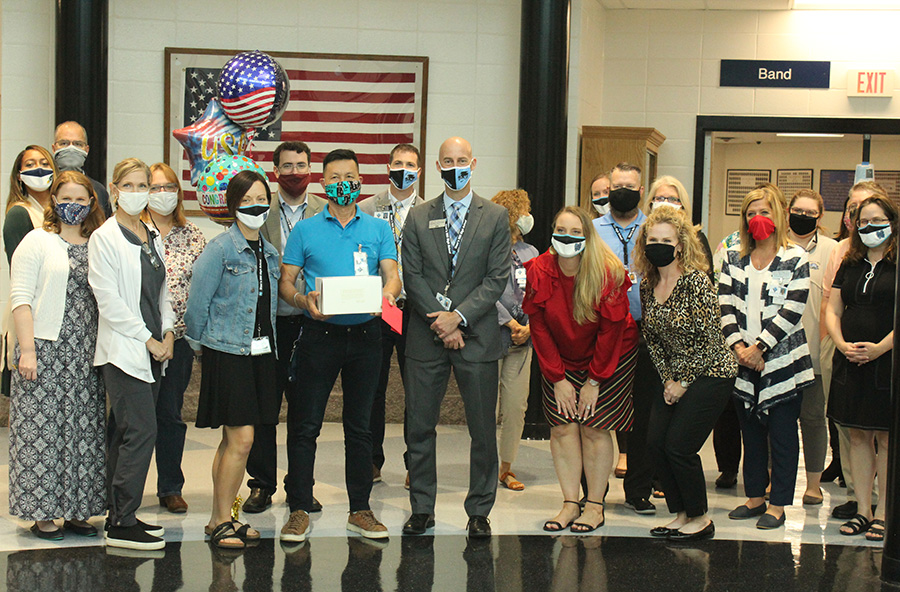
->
xmin=593 ymin=210 xmax=646 ymax=321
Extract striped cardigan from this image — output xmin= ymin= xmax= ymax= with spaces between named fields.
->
xmin=718 ymin=244 xmax=814 ymax=416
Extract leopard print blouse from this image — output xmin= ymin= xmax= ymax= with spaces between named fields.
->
xmin=640 ymin=269 xmax=737 ymax=384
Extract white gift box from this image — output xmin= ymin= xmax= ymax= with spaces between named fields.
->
xmin=315 ymin=275 xmax=383 ymax=315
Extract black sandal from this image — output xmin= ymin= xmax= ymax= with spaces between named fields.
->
xmin=231 ymin=521 xmax=260 ymax=541
xmin=543 ymin=500 xmax=580 ymax=532
xmin=839 ymin=514 xmax=871 ymax=536
xmin=571 ymin=500 xmax=605 ymax=533
xmin=210 ymin=521 xmax=245 ymax=549
xmin=866 ymin=519 xmax=885 ymax=542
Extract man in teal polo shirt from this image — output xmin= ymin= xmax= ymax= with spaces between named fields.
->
xmin=277 ymin=149 xmax=401 ymax=542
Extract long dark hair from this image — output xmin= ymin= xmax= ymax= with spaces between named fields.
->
xmin=845 ymin=194 xmax=898 ymax=264
xmin=226 ymin=170 xmax=271 ymax=218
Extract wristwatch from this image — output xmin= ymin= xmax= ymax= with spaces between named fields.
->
xmin=755 ymin=340 xmax=768 ymax=353
xmin=679 ymin=379 xmax=690 ymax=389
xmin=588 ymin=378 xmax=600 ymax=387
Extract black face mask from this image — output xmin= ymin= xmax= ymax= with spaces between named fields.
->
xmin=644 ymin=243 xmax=677 ymax=268
xmin=608 ymin=187 xmax=641 ymax=213
xmin=789 ymin=212 xmax=818 ymax=237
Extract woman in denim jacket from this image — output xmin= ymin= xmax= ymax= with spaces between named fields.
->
xmin=185 ymin=170 xmax=280 ymax=549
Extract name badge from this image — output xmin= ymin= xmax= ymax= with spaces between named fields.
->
xmin=375 ymin=210 xmax=391 ymax=221
xmin=436 ymin=292 xmax=452 ymax=311
xmin=429 ymin=218 xmax=446 ymax=229
xmin=515 ymin=267 xmax=527 ymax=289
xmin=251 ymin=336 xmax=272 ymax=356
xmin=627 ymin=271 xmax=638 ymax=291
xmin=353 ymin=250 xmax=368 ymax=276
xmin=768 ymin=283 xmax=788 ymax=304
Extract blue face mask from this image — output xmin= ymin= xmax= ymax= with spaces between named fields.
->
xmin=324 ymin=180 xmax=361 ymax=206
xmin=440 ymin=165 xmax=472 ymax=191
xmin=389 ymin=168 xmax=418 ymax=191
xmin=54 ymin=201 xmax=91 ymax=226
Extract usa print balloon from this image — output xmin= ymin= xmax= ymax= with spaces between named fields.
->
xmin=217 ymin=50 xmax=290 ymax=129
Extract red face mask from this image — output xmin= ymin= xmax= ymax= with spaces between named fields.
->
xmin=748 ymin=215 xmax=776 ymax=241
xmin=278 ymin=172 xmax=311 ymax=198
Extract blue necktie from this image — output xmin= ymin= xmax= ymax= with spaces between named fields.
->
xmin=449 ymin=202 xmax=464 ymax=271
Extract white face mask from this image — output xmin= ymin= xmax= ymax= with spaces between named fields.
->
xmin=20 ymin=168 xmax=54 ymax=192
xmin=116 ymin=190 xmax=150 ymax=215
xmin=859 ymin=224 xmax=892 ymax=248
xmin=235 ymin=206 xmax=269 ymax=230
xmin=651 ymin=201 xmax=682 ymax=211
xmin=551 ymin=234 xmax=586 ymax=258
xmin=592 ymin=201 xmax=610 ymax=216
xmin=148 ymin=191 xmax=179 ymax=216
xmin=516 ymin=214 xmax=534 ymax=235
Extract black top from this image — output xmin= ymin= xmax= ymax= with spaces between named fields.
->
xmin=3 ymin=206 xmax=35 ymax=265
xmin=249 ymin=238 xmax=274 ymax=342
xmin=834 ymin=257 xmax=895 ymax=344
xmin=119 ymin=223 xmax=166 ymax=341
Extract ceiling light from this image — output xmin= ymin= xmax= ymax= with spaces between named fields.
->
xmin=776 ymin=133 xmax=845 ymax=138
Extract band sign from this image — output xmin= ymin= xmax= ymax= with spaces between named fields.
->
xmin=720 ymin=60 xmax=830 ymax=89
xmin=848 ymin=70 xmax=894 ymax=97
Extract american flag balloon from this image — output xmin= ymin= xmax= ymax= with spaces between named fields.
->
xmin=218 ymin=50 xmax=290 ymax=129
xmin=172 ymin=98 xmax=255 ymax=186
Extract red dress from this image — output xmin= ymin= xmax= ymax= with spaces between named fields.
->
xmin=523 ymin=251 xmax=638 ymax=429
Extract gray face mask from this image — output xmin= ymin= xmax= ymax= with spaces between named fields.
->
xmin=54 ymin=145 xmax=88 ymax=172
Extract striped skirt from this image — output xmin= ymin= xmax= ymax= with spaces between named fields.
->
xmin=541 ymin=344 xmax=638 ymax=430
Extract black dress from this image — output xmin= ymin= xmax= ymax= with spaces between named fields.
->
xmin=827 ymin=257 xmax=895 ymax=431
xmin=196 ymin=238 xmax=279 ymax=428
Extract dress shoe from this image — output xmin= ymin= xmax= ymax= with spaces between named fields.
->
xmin=669 ymin=521 xmax=715 ymax=541
xmin=242 ymin=488 xmax=273 ymax=514
xmin=624 ymin=498 xmax=656 ymax=515
xmin=372 ymin=465 xmax=382 ymax=483
xmin=832 ymin=500 xmax=858 ymax=520
xmin=159 ymin=495 xmax=188 ymax=513
xmin=31 ymin=523 xmax=64 ymax=540
xmin=467 ymin=515 xmax=491 ymax=539
xmin=650 ymin=526 xmax=675 ymax=538
xmin=404 ymin=472 xmax=410 ymax=490
xmin=756 ymin=512 xmax=785 ymax=530
xmin=715 ymin=471 xmax=738 ymax=488
xmin=728 ymin=503 xmax=767 ymax=520
xmin=310 ymin=496 xmax=322 ymax=513
xmin=821 ymin=460 xmax=842 ymax=483
xmin=402 ymin=513 xmax=435 ymax=535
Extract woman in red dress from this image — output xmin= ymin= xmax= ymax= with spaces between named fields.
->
xmin=524 ymin=206 xmax=639 ymax=532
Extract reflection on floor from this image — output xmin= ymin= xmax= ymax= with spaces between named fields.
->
xmin=0 ymin=424 xmax=888 ymax=590
xmin=3 ymin=536 xmax=886 ymax=591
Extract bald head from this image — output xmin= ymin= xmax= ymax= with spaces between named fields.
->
xmin=438 ymin=137 xmax=472 ymax=161
xmin=436 ymin=137 xmax=476 ymax=195
xmin=52 ymin=121 xmax=89 ymax=154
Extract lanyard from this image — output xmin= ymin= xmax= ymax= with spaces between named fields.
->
xmin=444 ymin=206 xmax=469 ymax=280
xmin=612 ymin=223 xmax=637 ymax=266
xmin=280 ymin=201 xmax=305 ymax=241
xmin=253 ymin=240 xmax=265 ymax=337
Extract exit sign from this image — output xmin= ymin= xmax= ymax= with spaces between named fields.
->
xmin=848 ymin=70 xmax=894 ymax=97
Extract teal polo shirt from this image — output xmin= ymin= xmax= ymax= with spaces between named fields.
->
xmin=283 ymin=204 xmax=397 ymax=325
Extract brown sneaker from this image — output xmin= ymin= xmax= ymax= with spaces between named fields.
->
xmin=347 ymin=510 xmax=389 ymax=539
xmin=280 ymin=510 xmax=310 ymax=542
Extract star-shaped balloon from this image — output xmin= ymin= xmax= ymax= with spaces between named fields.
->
xmin=172 ymin=98 xmax=256 ymax=186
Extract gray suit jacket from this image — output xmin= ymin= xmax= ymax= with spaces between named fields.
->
xmin=402 ymin=193 xmax=511 ymax=363
xmin=358 ymin=189 xmax=425 ymax=220
xmin=260 ymin=190 xmax=327 ymax=254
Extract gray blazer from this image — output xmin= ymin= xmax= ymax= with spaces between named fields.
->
xmin=260 ymin=190 xmax=327 ymax=254
xmin=358 ymin=189 xmax=424 ymax=220
xmin=402 ymin=193 xmax=511 ymax=363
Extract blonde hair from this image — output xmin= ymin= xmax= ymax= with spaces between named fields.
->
xmin=111 ymin=157 xmax=151 ymax=187
xmin=43 ymin=170 xmax=105 ymax=237
xmin=634 ymin=207 xmax=709 ymax=288
xmin=645 ymin=175 xmax=691 ymax=214
xmin=148 ymin=162 xmax=187 ymax=226
xmin=739 ymin=184 xmax=790 ymax=258
xmin=491 ymin=189 xmax=530 ymax=243
xmin=550 ymin=206 xmax=626 ymax=324
xmin=7 ymin=145 xmax=59 ymax=212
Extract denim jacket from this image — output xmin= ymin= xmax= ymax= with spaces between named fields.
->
xmin=185 ymin=223 xmax=281 ymax=356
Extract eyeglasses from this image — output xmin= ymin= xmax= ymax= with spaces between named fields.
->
xmin=149 ymin=183 xmax=179 ymax=193
xmin=141 ymin=242 xmax=161 ymax=270
xmin=279 ymin=163 xmax=307 ymax=173
xmin=55 ymin=140 xmax=87 ymax=149
xmin=858 ymin=217 xmax=890 ymax=227
xmin=653 ymin=196 xmax=681 ymax=205
xmin=790 ymin=208 xmax=819 ymax=217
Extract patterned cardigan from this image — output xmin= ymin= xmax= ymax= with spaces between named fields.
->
xmin=718 ymin=244 xmax=814 ymax=416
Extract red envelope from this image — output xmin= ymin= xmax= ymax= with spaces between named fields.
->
xmin=382 ymin=296 xmax=403 ymax=335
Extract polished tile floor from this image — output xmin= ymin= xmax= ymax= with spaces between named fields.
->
xmin=0 ymin=424 xmax=888 ymax=590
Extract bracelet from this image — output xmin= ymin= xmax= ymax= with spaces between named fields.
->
xmin=292 ymin=292 xmax=301 ymax=308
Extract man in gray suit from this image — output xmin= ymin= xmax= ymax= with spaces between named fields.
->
xmin=359 ymin=143 xmax=425 ymax=485
xmin=401 ymin=137 xmax=510 ymax=538
xmin=243 ymin=140 xmax=327 ymax=514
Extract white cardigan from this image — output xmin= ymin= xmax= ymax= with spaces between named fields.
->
xmin=88 ymin=217 xmax=175 ymax=383
xmin=9 ymin=229 xmax=76 ymax=341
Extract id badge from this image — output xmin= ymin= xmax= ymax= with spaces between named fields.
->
xmin=515 ymin=267 xmax=527 ymax=289
xmin=375 ymin=210 xmax=390 ymax=221
xmin=627 ymin=271 xmax=638 ymax=291
xmin=435 ymin=292 xmax=452 ymax=311
xmin=353 ymin=250 xmax=368 ymax=276
xmin=251 ymin=336 xmax=272 ymax=356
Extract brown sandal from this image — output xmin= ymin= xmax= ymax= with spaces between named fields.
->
xmin=499 ymin=471 xmax=525 ymax=491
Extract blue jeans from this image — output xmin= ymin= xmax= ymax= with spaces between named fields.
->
xmin=155 ymin=338 xmax=193 ymax=497
xmin=285 ymin=318 xmax=382 ymax=513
